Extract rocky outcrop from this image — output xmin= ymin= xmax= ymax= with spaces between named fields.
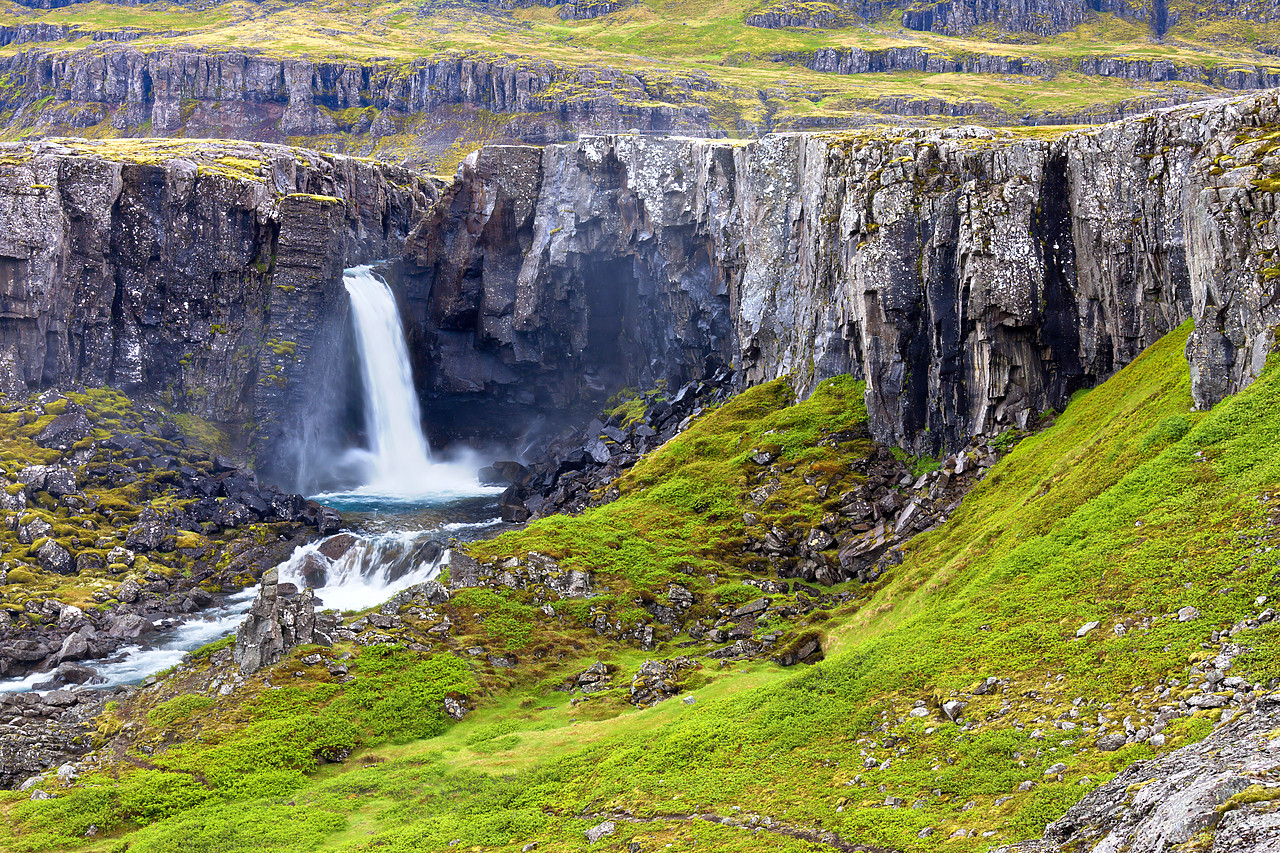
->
xmin=1000 ymin=691 xmax=1280 ymax=853
xmin=401 ymin=93 xmax=1280 ymax=454
xmin=794 ymin=46 xmax=1280 ymax=91
xmin=0 ymin=686 xmax=115 ymax=790
xmin=746 ymin=2 xmax=853 ymax=28
xmin=0 ymin=138 xmax=433 ymax=480
xmin=558 ymin=0 xmax=639 ymax=18
xmin=898 ymin=0 xmax=1093 ymax=36
xmin=233 ymin=568 xmax=338 ymax=674
xmin=746 ymin=0 xmax=1280 ymax=38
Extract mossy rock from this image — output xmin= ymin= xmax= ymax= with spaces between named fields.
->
xmin=5 ymin=567 xmax=39 ymax=585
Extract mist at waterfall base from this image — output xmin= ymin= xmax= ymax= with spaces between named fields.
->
xmin=0 ymin=268 xmax=508 ymax=694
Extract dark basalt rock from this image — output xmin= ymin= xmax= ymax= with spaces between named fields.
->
xmin=0 ymin=139 xmax=433 ymax=491
xmin=34 ymin=410 xmax=92 ymax=450
xmin=233 ymin=568 xmax=338 ymax=675
xmin=0 ymin=45 xmax=720 ymax=163
xmin=403 ymin=94 xmax=1280 ymax=458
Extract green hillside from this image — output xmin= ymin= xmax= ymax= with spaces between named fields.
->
xmin=7 ymin=319 xmax=1279 ymax=851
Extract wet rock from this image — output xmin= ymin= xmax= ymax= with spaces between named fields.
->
xmin=17 ymin=517 xmax=52 ymax=545
xmin=317 ymin=533 xmax=357 ymax=561
xmin=52 ymin=662 xmax=97 ymax=684
xmin=498 ymin=485 xmax=531 ymax=523
xmin=1095 ymin=733 xmax=1128 ymax=752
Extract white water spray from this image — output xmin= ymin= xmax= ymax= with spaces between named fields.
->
xmin=344 ymin=266 xmax=435 ymax=494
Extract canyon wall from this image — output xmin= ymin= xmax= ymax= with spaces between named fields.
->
xmin=0 ymin=92 xmax=1276 ymax=478
xmin=404 ymin=92 xmax=1280 ymax=453
xmin=0 ymin=139 xmax=435 ymax=480
xmin=0 ymin=45 xmax=723 ymax=152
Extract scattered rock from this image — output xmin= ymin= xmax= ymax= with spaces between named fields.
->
xmin=630 ymin=657 xmax=699 ymax=708
xmin=585 ymin=821 xmax=616 ymax=844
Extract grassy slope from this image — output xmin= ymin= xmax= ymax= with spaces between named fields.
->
xmin=6 ymin=320 xmax=1280 ymax=851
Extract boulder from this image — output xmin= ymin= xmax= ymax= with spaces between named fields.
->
xmin=1095 ymin=733 xmax=1128 ymax=752
xmin=34 ymin=412 xmax=92 ymax=451
xmin=53 ymin=661 xmax=98 ymax=684
xmin=42 ymin=467 xmax=77 ymax=498
xmin=317 ymin=533 xmax=358 ymax=561
xmin=125 ymin=509 xmax=167 ymax=551
xmin=585 ymin=821 xmax=616 ymax=844
xmin=629 ymin=657 xmax=698 ymax=707
xmin=115 ymin=578 xmax=141 ymax=603
xmin=36 ymin=540 xmax=74 ymax=575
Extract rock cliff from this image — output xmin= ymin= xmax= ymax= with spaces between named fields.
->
xmin=402 ymin=91 xmax=1280 ymax=454
xmin=0 ymin=138 xmax=434 ymax=481
xmin=0 ymin=45 xmax=724 ymax=158
xmin=1 ymin=92 xmax=1277 ymax=473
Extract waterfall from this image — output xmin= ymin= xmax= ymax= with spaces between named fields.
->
xmin=343 ymin=266 xmax=435 ymax=495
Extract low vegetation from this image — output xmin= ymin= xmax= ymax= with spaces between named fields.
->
xmin=4 ymin=319 xmax=1280 ymax=851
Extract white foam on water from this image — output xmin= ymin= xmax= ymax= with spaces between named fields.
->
xmin=278 ymin=530 xmax=448 ymax=613
xmin=0 ymin=589 xmax=257 ymax=694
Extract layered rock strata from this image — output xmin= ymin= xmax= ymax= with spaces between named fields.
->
xmin=0 ymin=138 xmax=434 ymax=479
xmin=0 ymin=46 xmax=722 ymax=151
xmin=402 ymin=92 xmax=1280 ymax=454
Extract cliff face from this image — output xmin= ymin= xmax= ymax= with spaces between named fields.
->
xmin=801 ymin=46 xmax=1280 ymax=92
xmin=0 ymin=139 xmax=435 ymax=480
xmin=0 ymin=92 xmax=1275 ymax=478
xmin=0 ymin=45 xmax=723 ymax=156
xmin=402 ymin=92 xmax=1280 ymax=454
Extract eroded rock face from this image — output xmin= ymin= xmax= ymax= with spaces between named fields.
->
xmin=401 ymin=91 xmax=1280 ymax=453
xmin=3 ymin=93 xmax=1279 ymax=472
xmin=0 ymin=46 xmax=721 ymax=158
xmin=233 ymin=568 xmax=338 ymax=675
xmin=0 ymin=138 xmax=433 ymax=483
xmin=1000 ymin=692 xmax=1280 ymax=853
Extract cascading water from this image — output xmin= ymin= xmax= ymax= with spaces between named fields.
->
xmin=299 ymin=266 xmax=505 ymax=608
xmin=276 ymin=520 xmax=499 ymax=613
xmin=342 ymin=265 xmax=434 ymax=494
xmin=1 ymin=267 xmax=508 ymax=695
xmin=320 ymin=266 xmax=501 ymax=505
